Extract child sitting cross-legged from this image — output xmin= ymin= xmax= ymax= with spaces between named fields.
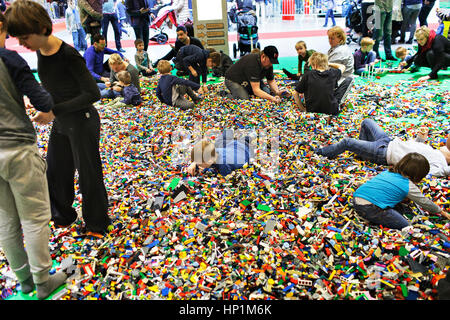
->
xmin=353 ymin=37 xmax=378 ymax=76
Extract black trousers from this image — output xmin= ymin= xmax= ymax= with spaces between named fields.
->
xmin=415 ymin=50 xmax=450 ymax=74
xmin=46 ymin=107 xmax=110 ymax=233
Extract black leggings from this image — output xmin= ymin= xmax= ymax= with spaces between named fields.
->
xmin=415 ymin=50 xmax=450 ymax=71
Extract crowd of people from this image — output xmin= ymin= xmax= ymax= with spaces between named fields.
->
xmin=0 ymin=0 xmax=449 ymax=301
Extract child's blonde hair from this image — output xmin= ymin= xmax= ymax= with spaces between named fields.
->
xmin=109 ymin=53 xmax=124 ymax=66
xmin=308 ymin=52 xmax=328 ymax=70
xmin=360 ymin=37 xmax=375 ymax=47
xmin=116 ymin=70 xmax=131 ymax=85
xmin=395 ymin=46 xmax=407 ymax=59
xmin=157 ymin=60 xmax=172 ymax=74
xmin=295 ymin=40 xmax=306 ymax=50
xmin=190 ymin=139 xmax=217 ymax=164
xmin=251 ymin=48 xmax=261 ymax=54
xmin=327 ymin=26 xmax=346 ymax=45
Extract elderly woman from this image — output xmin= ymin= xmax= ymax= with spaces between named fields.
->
xmin=327 ymin=26 xmax=355 ymax=80
xmin=326 ymin=26 xmax=355 ymax=107
xmin=401 ymin=26 xmax=450 ymax=81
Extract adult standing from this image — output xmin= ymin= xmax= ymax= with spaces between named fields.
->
xmin=65 ymin=0 xmax=88 ymax=51
xmin=166 ymin=0 xmax=190 ymax=24
xmin=101 ymin=0 xmax=124 ymax=51
xmin=361 ymin=0 xmax=375 ymax=37
xmin=6 ymin=0 xmax=111 ymax=236
xmin=224 ymin=45 xmax=286 ymax=102
xmin=373 ymin=0 xmax=396 ymax=60
xmin=323 ymin=0 xmax=336 ymax=27
xmin=400 ymin=0 xmax=422 ymax=44
xmin=418 ymin=0 xmax=435 ymax=26
xmin=78 ymin=0 xmax=104 ymax=44
xmin=255 ymin=0 xmax=266 ymax=21
xmin=126 ymin=0 xmax=150 ymax=51
xmin=401 ymin=26 xmax=450 ymax=81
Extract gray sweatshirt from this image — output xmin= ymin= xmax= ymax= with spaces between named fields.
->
xmin=0 ymin=49 xmax=53 ymax=149
xmin=386 ymin=137 xmax=450 ymax=177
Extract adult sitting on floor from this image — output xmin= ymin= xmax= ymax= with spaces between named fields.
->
xmin=84 ymin=34 xmax=125 ymax=85
xmin=100 ymin=53 xmax=140 ymax=99
xmin=400 ymin=26 xmax=450 ymax=81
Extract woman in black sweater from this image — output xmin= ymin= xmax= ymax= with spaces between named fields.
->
xmin=402 ymin=26 xmax=450 ymax=81
xmin=6 ymin=0 xmax=111 ymax=236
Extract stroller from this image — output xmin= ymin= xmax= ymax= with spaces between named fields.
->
xmin=232 ymin=9 xmax=260 ymax=58
xmin=149 ymin=9 xmax=178 ymax=44
xmin=343 ymin=0 xmax=362 ymax=44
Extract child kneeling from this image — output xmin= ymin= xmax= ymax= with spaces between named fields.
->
xmin=353 ymin=152 xmax=450 ymax=230
xmin=156 ymin=60 xmax=202 ymax=110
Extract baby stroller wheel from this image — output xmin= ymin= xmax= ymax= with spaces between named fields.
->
xmin=156 ymin=33 xmax=168 ymax=44
xmin=256 ymin=42 xmax=260 ymax=49
xmin=233 ymin=43 xmax=238 ymax=59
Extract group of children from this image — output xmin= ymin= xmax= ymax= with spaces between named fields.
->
xmin=0 ymin=0 xmax=449 ymax=301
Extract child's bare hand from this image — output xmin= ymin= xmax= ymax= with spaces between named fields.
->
xmin=186 ymin=163 xmax=198 ymax=175
xmin=441 ymin=211 xmax=450 ymax=220
xmin=417 ymin=126 xmax=429 ymax=140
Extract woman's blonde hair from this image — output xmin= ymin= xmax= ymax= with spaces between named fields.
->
xmin=415 ymin=26 xmax=430 ymax=41
xmin=108 ymin=53 xmax=124 ymax=66
xmin=327 ymin=26 xmax=346 ymax=45
xmin=308 ymin=52 xmax=328 ymax=70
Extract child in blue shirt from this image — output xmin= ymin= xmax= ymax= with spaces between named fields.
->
xmin=116 ymin=70 xmax=142 ymax=105
xmin=156 ymin=60 xmax=203 ymax=110
xmin=187 ymin=130 xmax=254 ymax=176
xmin=353 ymin=152 xmax=449 ymax=230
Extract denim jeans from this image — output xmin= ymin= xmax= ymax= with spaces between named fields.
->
xmin=100 ymin=88 xmax=121 ymax=99
xmin=401 ymin=6 xmax=421 ymax=42
xmin=72 ymin=28 xmax=87 ymax=52
xmin=373 ymin=10 xmax=393 ymax=58
xmin=353 ymin=198 xmax=410 ymax=230
xmin=317 ymin=118 xmax=391 ymax=164
xmin=324 ymin=9 xmax=336 ymax=26
xmin=132 ymin=20 xmax=150 ymax=51
xmin=102 ymin=13 xmax=122 ymax=50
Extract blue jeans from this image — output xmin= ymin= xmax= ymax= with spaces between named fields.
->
xmin=102 ymin=13 xmax=122 ymax=50
xmin=100 ymin=88 xmax=121 ymax=99
xmin=132 ymin=20 xmax=150 ymax=51
xmin=72 ymin=28 xmax=87 ymax=51
xmin=316 ymin=118 xmax=391 ymax=164
xmin=401 ymin=6 xmax=421 ymax=42
xmin=353 ymin=199 xmax=410 ymax=230
xmin=324 ymin=9 xmax=336 ymax=26
xmin=355 ymin=51 xmax=377 ymax=75
xmin=373 ymin=10 xmax=393 ymax=58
